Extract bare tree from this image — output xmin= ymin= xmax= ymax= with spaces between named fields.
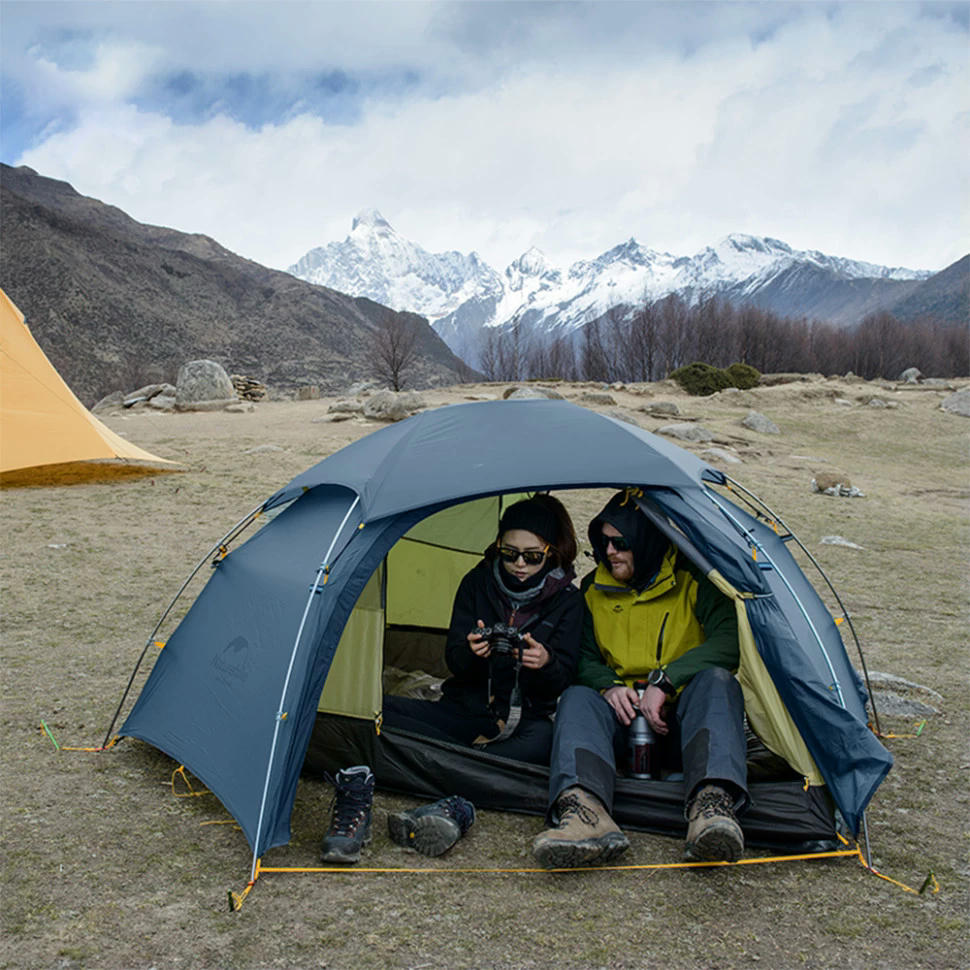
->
xmin=373 ymin=309 xmax=420 ymax=391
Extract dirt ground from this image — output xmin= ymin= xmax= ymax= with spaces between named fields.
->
xmin=2 ymin=376 xmax=968 ymax=970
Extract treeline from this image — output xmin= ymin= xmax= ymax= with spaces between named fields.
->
xmin=476 ymin=296 xmax=969 ymax=383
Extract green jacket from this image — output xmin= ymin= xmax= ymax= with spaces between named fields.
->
xmin=577 ymin=545 xmax=739 ymax=692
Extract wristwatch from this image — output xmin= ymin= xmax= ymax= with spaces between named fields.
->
xmin=647 ymin=668 xmax=675 ymax=697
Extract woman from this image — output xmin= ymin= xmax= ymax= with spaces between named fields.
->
xmin=381 ymin=494 xmax=582 ymax=764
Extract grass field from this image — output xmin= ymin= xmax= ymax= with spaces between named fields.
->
xmin=2 ymin=376 xmax=967 ymax=969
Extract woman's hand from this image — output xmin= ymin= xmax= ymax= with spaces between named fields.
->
xmin=519 ymin=632 xmax=550 ymax=670
xmin=468 ymin=620 xmax=491 ymax=658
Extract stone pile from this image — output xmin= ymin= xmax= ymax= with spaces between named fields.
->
xmin=231 ymin=375 xmax=267 ymax=401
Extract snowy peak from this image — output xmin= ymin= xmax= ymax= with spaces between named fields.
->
xmin=351 ymin=207 xmax=392 ymax=232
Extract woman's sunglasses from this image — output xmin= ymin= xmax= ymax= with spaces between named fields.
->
xmin=497 ymin=543 xmax=549 ymax=566
xmin=603 ymin=534 xmax=631 ymax=552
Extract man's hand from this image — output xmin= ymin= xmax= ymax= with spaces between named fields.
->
xmin=603 ymin=685 xmax=640 ymax=725
xmin=641 ymin=684 xmax=669 ymax=735
xmin=519 ymin=632 xmax=550 ymax=669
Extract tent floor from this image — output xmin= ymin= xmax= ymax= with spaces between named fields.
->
xmin=306 ymin=713 xmax=841 ymax=852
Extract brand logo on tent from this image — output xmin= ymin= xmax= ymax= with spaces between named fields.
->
xmin=211 ymin=636 xmax=252 ymax=687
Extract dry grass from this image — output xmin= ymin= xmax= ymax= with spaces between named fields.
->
xmin=2 ymin=377 xmax=968 ymax=970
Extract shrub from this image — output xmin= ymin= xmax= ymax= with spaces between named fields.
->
xmin=669 ymin=362 xmax=733 ymax=396
xmin=725 ymin=362 xmax=761 ymax=389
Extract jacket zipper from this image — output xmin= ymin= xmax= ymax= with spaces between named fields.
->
xmin=656 ymin=612 xmax=669 ymax=664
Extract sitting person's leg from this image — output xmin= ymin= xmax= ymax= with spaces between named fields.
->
xmin=476 ymin=715 xmax=553 ymax=765
xmin=381 ymin=694 xmax=496 ymax=747
xmin=676 ymin=666 xmax=748 ymax=861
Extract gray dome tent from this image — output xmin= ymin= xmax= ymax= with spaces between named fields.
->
xmin=119 ymin=400 xmax=891 ymax=866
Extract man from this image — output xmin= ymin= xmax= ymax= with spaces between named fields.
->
xmin=533 ymin=489 xmax=748 ymax=868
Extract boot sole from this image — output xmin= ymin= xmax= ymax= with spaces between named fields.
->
xmin=684 ymin=822 xmax=744 ymax=863
xmin=388 ymin=812 xmax=461 ymax=857
xmin=533 ymin=831 xmax=630 ymax=870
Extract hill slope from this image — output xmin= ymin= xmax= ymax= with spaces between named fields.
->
xmin=0 ymin=165 xmax=468 ymax=404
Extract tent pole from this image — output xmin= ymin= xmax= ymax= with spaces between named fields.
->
xmin=861 ymin=810 xmax=873 ymax=868
xmin=249 ymin=496 xmax=361 ymax=880
xmin=101 ymin=502 xmax=265 ymax=749
xmin=718 ymin=476 xmax=883 ymax=736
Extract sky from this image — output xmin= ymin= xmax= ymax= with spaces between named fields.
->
xmin=2 ymin=1 xmax=967 ymax=275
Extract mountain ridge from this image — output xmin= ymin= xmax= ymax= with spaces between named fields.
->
xmin=288 ymin=212 xmax=961 ymax=365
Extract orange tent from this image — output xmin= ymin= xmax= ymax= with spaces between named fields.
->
xmin=0 ymin=287 xmax=177 ymax=484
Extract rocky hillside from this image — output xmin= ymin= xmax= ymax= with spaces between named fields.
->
xmin=0 ymin=165 xmax=469 ymax=405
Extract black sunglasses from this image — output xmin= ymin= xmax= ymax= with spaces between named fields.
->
xmin=497 ymin=543 xmax=549 ymax=566
xmin=603 ymin=534 xmax=631 ymax=552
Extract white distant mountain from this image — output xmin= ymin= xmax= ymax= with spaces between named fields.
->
xmin=288 ymin=211 xmax=932 ymax=364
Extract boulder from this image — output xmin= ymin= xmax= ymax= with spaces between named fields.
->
xmin=175 ymin=360 xmax=237 ymax=411
xmin=91 ymin=391 xmax=125 ymax=413
xmin=899 ymin=367 xmax=923 ymax=384
xmin=328 ymin=400 xmax=364 ymax=414
xmin=124 ymin=383 xmax=168 ymax=407
xmin=363 ymin=389 xmax=425 ymax=422
xmin=741 ymin=411 xmax=780 ymax=434
xmin=941 ymin=389 xmax=970 ymax=417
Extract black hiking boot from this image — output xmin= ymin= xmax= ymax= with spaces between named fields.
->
xmin=387 ymin=795 xmax=476 ymax=857
xmin=320 ymin=765 xmax=375 ymax=864
xmin=684 ymin=784 xmax=744 ymax=862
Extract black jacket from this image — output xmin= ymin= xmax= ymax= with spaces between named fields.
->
xmin=441 ymin=559 xmax=582 ymax=720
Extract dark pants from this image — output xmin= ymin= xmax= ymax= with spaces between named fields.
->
xmin=547 ymin=667 xmax=749 ymax=817
xmin=382 ymin=694 xmax=554 ymax=765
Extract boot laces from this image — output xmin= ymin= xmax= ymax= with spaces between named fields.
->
xmin=556 ymin=792 xmax=598 ymax=827
xmin=691 ymin=787 xmax=735 ymax=821
xmin=327 ymin=781 xmax=372 ymax=836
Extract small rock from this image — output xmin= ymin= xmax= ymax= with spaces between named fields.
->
xmin=741 ymin=411 xmax=780 ymax=434
xmin=866 ymin=671 xmax=943 ymax=704
xmin=657 ymin=423 xmax=715 ymax=443
xmin=603 ymin=408 xmax=640 ymax=428
xmin=503 ymin=385 xmax=562 ymax=400
xmin=820 ymin=535 xmax=864 ymax=550
xmin=638 ymin=401 xmax=680 ymax=416
xmin=865 ymin=397 xmax=898 ymax=409
xmin=812 ymin=478 xmax=865 ymax=497
xmin=898 ymin=367 xmax=923 ymax=384
xmin=834 ymin=397 xmax=852 ymax=407
xmin=328 ymin=400 xmax=364 ymax=414
xmin=813 ymin=472 xmax=851 ymax=491
xmin=701 ymin=448 xmax=742 ymax=464
xmin=224 ymin=402 xmax=255 ymax=413
xmin=579 ymin=391 xmax=617 ymax=405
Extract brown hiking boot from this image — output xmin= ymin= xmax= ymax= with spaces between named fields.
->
xmin=684 ymin=784 xmax=744 ymax=862
xmin=532 ymin=787 xmax=630 ymax=869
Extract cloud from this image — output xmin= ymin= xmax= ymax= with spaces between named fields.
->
xmin=4 ymin=2 xmax=968 ymax=273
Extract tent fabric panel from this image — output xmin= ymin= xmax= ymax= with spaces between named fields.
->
xmin=264 ymin=400 xmax=715 ymax=518
xmin=317 ymin=565 xmax=384 ymax=718
xmin=122 ymin=485 xmax=367 ymax=851
xmin=744 ymin=595 xmax=892 ymax=834
xmin=305 ymin=715 xmax=837 ymax=848
xmin=0 ymin=288 xmax=170 ymax=474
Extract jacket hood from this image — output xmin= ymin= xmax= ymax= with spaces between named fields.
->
xmin=588 ymin=490 xmax=669 ymax=592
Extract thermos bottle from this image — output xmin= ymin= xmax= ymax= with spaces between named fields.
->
xmin=628 ymin=679 xmax=656 ymax=779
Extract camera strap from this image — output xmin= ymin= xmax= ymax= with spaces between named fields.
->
xmin=474 ymin=655 xmax=524 ymax=747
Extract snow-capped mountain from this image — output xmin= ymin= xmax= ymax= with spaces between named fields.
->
xmin=287 ymin=213 xmax=933 ymax=364
xmin=289 ymin=208 xmax=504 ymax=323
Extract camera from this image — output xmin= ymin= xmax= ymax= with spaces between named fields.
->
xmin=474 ymin=623 xmax=526 ymax=656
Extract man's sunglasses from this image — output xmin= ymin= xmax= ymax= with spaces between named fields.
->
xmin=603 ymin=534 xmax=631 ymax=552
xmin=497 ymin=543 xmax=549 ymax=566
